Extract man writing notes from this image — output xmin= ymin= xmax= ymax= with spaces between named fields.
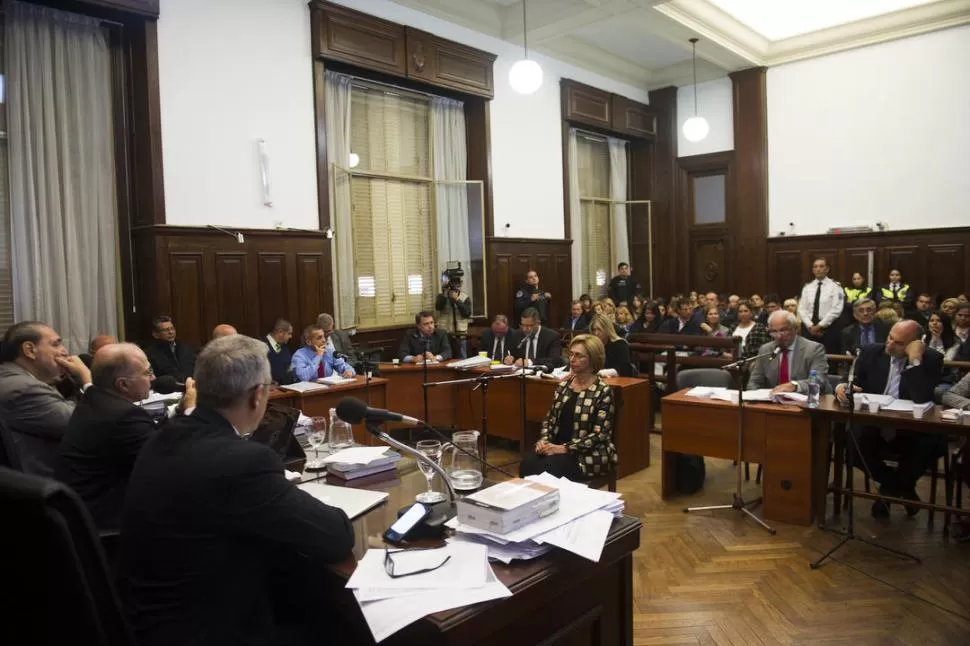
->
xmin=797 ymin=257 xmax=845 ymax=354
xmin=120 ymin=335 xmax=354 ymax=646
xmin=291 ymin=325 xmax=355 ymax=381
xmin=836 ymin=320 xmax=944 ymax=518
xmin=478 ymin=314 xmax=522 ymax=364
xmin=748 ymin=311 xmax=830 ymax=395
xmin=399 ymin=311 xmax=453 ymax=363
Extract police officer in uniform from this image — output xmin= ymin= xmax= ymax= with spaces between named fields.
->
xmin=841 ymin=271 xmax=872 ymax=326
xmin=875 ymin=269 xmax=914 ymax=316
xmin=797 ymin=257 xmax=845 ymax=354
xmin=435 ymin=270 xmax=472 ymax=359
xmin=514 ymin=270 xmax=551 ymax=326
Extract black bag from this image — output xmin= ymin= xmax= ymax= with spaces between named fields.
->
xmin=250 ymin=403 xmax=305 ymax=468
xmin=674 ymin=454 xmax=706 ymax=494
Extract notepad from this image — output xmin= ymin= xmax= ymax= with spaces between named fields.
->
xmin=297 ymin=482 xmax=388 ymax=520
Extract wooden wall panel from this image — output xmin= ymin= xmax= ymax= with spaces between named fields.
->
xmin=312 ymin=2 xmax=407 ymax=75
xmin=168 ymin=253 xmax=206 ymax=345
xmin=647 ymin=86 xmax=680 ymax=299
xmin=765 ymin=227 xmax=970 ymax=303
xmin=486 ymin=238 xmax=572 ymax=326
xmin=562 ymin=81 xmax=611 ymax=129
xmin=296 ymin=253 xmax=328 ymax=332
xmin=214 ymin=252 xmax=252 ymax=333
xmin=257 ymin=253 xmax=289 ymax=335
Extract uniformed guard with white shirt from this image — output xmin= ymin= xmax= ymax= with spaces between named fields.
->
xmin=797 ymin=257 xmax=845 ymax=354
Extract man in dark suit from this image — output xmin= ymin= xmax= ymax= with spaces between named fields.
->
xmin=263 ymin=318 xmax=294 ymax=384
xmin=513 ymin=307 xmax=564 ymax=369
xmin=398 ymin=311 xmax=453 ymax=363
xmin=57 ymin=343 xmax=197 ymax=530
xmin=561 ymin=300 xmax=590 ymax=333
xmin=836 ymin=320 xmax=944 ymax=518
xmin=79 ymin=334 xmax=117 ymax=368
xmin=120 ymin=335 xmax=354 ymax=646
xmin=0 ymin=321 xmax=92 ymax=476
xmin=748 ymin=311 xmax=830 ymax=394
xmin=840 ymin=298 xmax=889 ymax=355
xmin=478 ymin=314 xmax=522 ymax=364
xmin=907 ymin=293 xmax=935 ymax=329
xmin=144 ymin=315 xmax=197 ymax=381
xmin=659 ymin=298 xmax=703 ymax=335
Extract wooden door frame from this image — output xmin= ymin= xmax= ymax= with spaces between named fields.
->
xmin=678 ymin=151 xmax=735 ymax=293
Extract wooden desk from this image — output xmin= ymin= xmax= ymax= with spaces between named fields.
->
xmin=661 ymin=390 xmax=818 ymax=526
xmin=454 ymin=373 xmax=651 ymax=478
xmin=322 ymin=463 xmax=642 ymax=645
xmin=377 ymin=361 xmax=461 ymax=429
xmin=268 ymin=377 xmax=388 ymax=445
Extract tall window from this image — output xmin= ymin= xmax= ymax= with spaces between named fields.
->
xmin=576 ymin=132 xmax=613 ymax=297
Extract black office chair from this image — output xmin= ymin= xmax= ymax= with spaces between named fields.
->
xmin=0 ymin=467 xmax=135 ymax=646
xmin=0 ymin=416 xmax=20 ymax=470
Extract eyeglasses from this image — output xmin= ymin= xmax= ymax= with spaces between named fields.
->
xmin=384 ymin=545 xmax=451 ymax=579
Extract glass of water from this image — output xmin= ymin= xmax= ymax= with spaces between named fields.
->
xmin=305 ymin=417 xmax=328 ymax=469
xmin=415 ymin=439 xmax=447 ymax=504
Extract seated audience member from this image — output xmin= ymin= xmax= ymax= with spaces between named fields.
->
xmin=615 ymin=306 xmax=634 ymax=335
xmin=748 ymin=311 xmax=830 ymax=395
xmin=144 ymin=315 xmax=196 ymax=381
xmin=732 ymin=300 xmax=771 ymax=360
xmin=940 ymin=298 xmax=959 ymax=319
xmin=942 ymin=371 xmax=970 ymax=540
xmin=909 ymin=292 xmax=935 ymax=329
xmin=80 ymin=334 xmax=118 ymax=368
xmin=0 ymin=321 xmax=92 ymax=476
xmin=398 ymin=311 xmax=453 ymax=363
xmin=698 ymin=306 xmax=731 ymax=357
xmin=291 ymin=325 xmax=355 ymax=381
xmin=836 ymin=320 xmax=944 ymax=518
xmin=562 ymin=299 xmax=590 ymax=332
xmin=953 ymin=303 xmax=970 ymax=345
xmin=720 ymin=294 xmax=740 ymax=328
xmin=588 ymin=313 xmax=635 ymax=378
xmin=749 ymin=294 xmax=766 ymax=324
xmin=211 ymin=323 xmax=238 ymax=340
xmin=578 ymin=293 xmax=593 ymax=317
xmin=841 ymin=298 xmax=888 ymax=355
xmin=479 ymin=314 xmax=522 ymax=364
xmin=631 ymin=295 xmax=644 ymax=319
xmin=56 ymin=344 xmax=197 ymax=530
xmin=659 ymin=297 xmax=703 ymax=335
xmin=923 ymin=311 xmax=959 ymax=360
xmin=120 ymin=335 xmax=355 ymax=646
xmin=263 ymin=319 xmax=295 ymax=384
xmin=783 ymin=298 xmax=802 ymax=328
xmin=630 ymin=301 xmax=662 ymax=334
xmin=513 ymin=307 xmax=564 ymax=369
xmin=875 ymin=302 xmax=901 ymax=327
xmin=519 ymin=334 xmax=616 ymax=481
xmin=316 ymin=313 xmax=353 ymax=355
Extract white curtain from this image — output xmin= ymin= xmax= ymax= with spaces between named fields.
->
xmin=324 ymin=71 xmax=355 ymax=328
xmin=431 ymin=97 xmax=472 ymax=299
xmin=567 ymin=129 xmax=583 ymax=297
xmin=608 ymin=137 xmax=629 ymax=268
xmin=6 ymin=1 xmax=118 ymax=353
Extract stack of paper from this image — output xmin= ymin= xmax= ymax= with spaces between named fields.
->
xmin=322 ymin=446 xmax=394 ymax=465
xmin=346 ymin=542 xmax=511 ymax=642
xmin=446 ymin=473 xmax=623 ymax=564
xmin=317 ymin=375 xmax=356 ymax=386
xmin=279 ymin=381 xmax=329 ymax=393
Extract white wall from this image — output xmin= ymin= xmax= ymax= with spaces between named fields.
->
xmin=767 ymin=25 xmax=970 ymax=236
xmin=677 ymin=77 xmax=734 ymax=157
xmin=156 ymin=0 xmax=650 ymax=238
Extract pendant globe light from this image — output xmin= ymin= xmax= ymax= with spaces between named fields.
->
xmin=509 ymin=0 xmax=543 ymax=95
xmin=682 ymin=38 xmax=709 ymax=143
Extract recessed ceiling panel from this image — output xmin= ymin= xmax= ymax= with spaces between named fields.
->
xmin=573 ymin=17 xmax=693 ymax=68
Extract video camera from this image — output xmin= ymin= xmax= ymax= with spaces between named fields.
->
xmin=441 ymin=260 xmax=464 ymax=291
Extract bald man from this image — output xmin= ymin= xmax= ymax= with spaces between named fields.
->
xmin=836 ymin=320 xmax=945 ymax=518
xmin=56 ymin=343 xmax=197 ymax=530
xmin=80 ymin=334 xmax=119 ymax=368
xmin=211 ymin=324 xmax=238 ymax=340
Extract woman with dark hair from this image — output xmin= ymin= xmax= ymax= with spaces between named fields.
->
xmin=731 ymin=299 xmax=771 ymax=360
xmin=923 ymin=311 xmax=959 ymax=360
xmin=630 ymin=301 xmax=662 ymax=334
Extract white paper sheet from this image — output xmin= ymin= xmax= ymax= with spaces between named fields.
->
xmin=447 ymin=534 xmax=553 ymax=564
xmin=296 ymin=483 xmax=388 ymax=520
xmin=317 ymin=375 xmax=356 ymax=385
xmin=279 ymin=381 xmax=329 ymax=393
xmin=533 ymin=508 xmax=613 ymax=562
xmin=883 ymin=398 xmax=916 ymax=412
xmin=353 ymin=565 xmax=511 ymax=643
xmin=321 ymin=446 xmax=392 ymax=465
xmin=346 ymin=542 xmax=489 ymax=590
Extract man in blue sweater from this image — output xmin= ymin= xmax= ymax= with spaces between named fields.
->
xmin=262 ymin=319 xmax=294 ymax=384
xmin=291 ymin=325 xmax=356 ymax=382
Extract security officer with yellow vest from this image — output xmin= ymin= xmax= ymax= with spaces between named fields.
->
xmin=435 ymin=266 xmax=472 ymax=359
xmin=875 ymin=268 xmax=914 ymax=315
xmin=842 ymin=272 xmax=872 ymax=326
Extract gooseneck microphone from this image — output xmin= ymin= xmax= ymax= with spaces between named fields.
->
xmin=335 ymin=398 xmax=421 ymax=427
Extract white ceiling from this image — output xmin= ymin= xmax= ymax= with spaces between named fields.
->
xmin=390 ymin=0 xmax=970 ymax=89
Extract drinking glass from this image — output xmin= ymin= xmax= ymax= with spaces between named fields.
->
xmin=305 ymin=417 xmax=328 ymax=469
xmin=415 ymin=439 xmax=447 ymax=504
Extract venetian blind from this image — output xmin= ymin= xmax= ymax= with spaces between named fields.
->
xmin=0 ymin=21 xmax=12 ymax=332
xmin=349 ymin=84 xmax=434 ymax=328
xmin=577 ymin=134 xmax=611 ymax=297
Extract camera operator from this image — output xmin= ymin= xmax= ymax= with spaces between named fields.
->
xmin=435 ymin=267 xmax=472 ymax=359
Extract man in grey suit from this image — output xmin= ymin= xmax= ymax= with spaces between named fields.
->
xmin=0 ymin=321 xmax=93 ymax=476
xmin=748 ymin=311 xmax=830 ymax=395
xmin=317 ymin=313 xmax=353 ymax=355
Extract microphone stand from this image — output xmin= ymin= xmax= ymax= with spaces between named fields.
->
xmin=684 ymin=348 xmax=777 ymax=534
xmin=810 ymin=354 xmax=919 ymax=569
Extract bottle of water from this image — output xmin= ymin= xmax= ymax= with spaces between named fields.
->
xmin=807 ymin=370 xmax=820 ymax=408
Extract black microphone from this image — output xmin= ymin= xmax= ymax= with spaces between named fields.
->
xmin=336 ymin=397 xmax=420 ymax=427
xmin=333 ymin=351 xmax=353 ymax=361
xmin=151 ymin=375 xmax=185 ymax=394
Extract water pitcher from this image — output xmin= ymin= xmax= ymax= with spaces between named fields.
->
xmin=443 ymin=430 xmax=483 ymax=491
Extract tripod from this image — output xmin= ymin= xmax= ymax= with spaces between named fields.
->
xmin=810 ymin=377 xmax=920 ymax=569
xmin=684 ymin=350 xmax=776 ymax=534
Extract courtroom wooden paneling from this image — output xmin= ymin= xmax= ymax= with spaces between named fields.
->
xmin=561 ymin=80 xmax=612 ymax=129
xmin=612 ymin=95 xmax=656 ymax=138
xmin=679 ymin=151 xmax=735 ymax=296
xmin=405 ymin=29 xmax=496 ymax=98
xmin=311 ymin=2 xmax=408 ymax=76
xmin=486 ymin=238 xmax=572 ymax=325
xmin=765 ymin=227 xmax=970 ymax=302
xmin=646 ymin=86 xmax=680 ymax=299
xmin=729 ymin=67 xmax=769 ymax=300
xmin=131 ymin=226 xmax=332 ymax=347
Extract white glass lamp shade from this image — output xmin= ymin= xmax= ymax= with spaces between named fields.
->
xmin=509 ymin=58 xmax=543 ymax=95
xmin=348 ymin=152 xmax=360 ymax=168
xmin=682 ymin=116 xmax=709 ymax=143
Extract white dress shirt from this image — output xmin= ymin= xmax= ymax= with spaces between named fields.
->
xmin=797 ymin=277 xmax=844 ymax=328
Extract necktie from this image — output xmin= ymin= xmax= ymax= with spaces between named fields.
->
xmin=812 ymin=281 xmax=822 ymax=325
xmin=862 ymin=325 xmax=873 ymax=346
xmin=317 ymin=356 xmax=326 ymax=378
xmin=883 ymin=357 xmax=902 ymax=398
xmin=529 ymin=337 xmax=536 ymax=362
xmin=778 ymin=348 xmax=790 ymax=384
xmin=493 ymin=337 xmax=503 ymax=361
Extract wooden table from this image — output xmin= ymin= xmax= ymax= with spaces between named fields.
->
xmin=317 ymin=462 xmax=642 ymax=645
xmin=661 ymin=389 xmax=819 ymax=526
xmin=269 ymin=376 xmax=388 ymax=446
xmin=454 ymin=371 xmax=652 ymax=478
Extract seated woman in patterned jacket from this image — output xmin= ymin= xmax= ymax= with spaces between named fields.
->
xmin=518 ymin=334 xmax=617 ymax=481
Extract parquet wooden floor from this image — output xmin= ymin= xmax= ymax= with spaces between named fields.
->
xmin=485 ymin=434 xmax=970 ymax=645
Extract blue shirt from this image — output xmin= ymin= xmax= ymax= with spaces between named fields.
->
xmin=290 ymin=346 xmax=355 ymax=382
